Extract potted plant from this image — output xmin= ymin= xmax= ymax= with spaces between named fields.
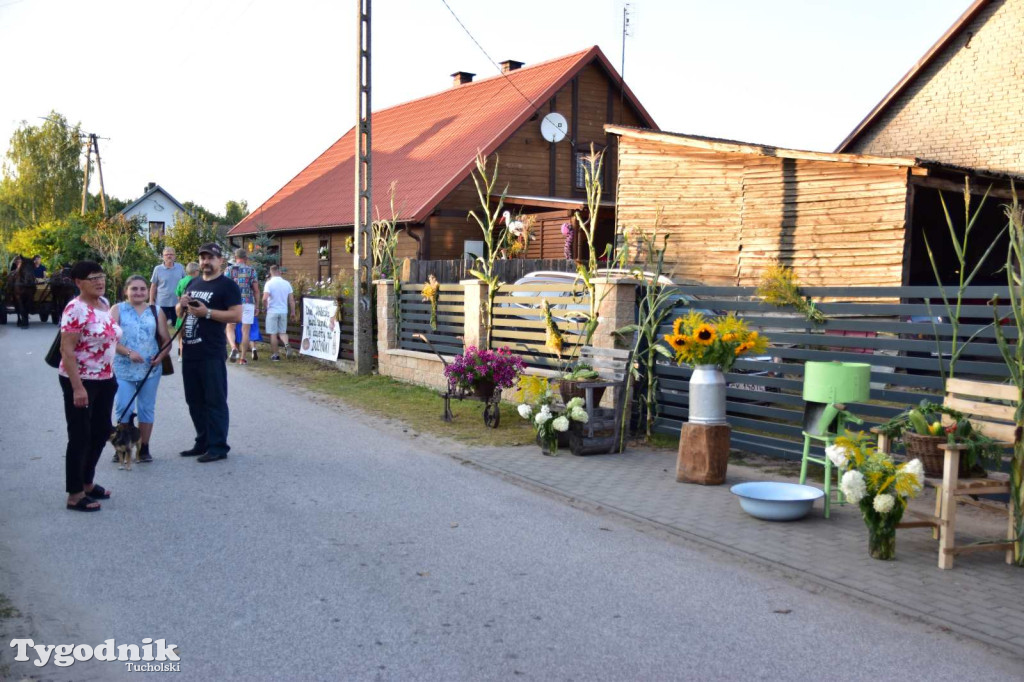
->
xmin=663 ymin=311 xmax=768 ymax=424
xmin=443 ymin=346 xmax=525 ymax=400
xmin=827 ymin=434 xmax=924 ymax=560
xmin=318 ymin=245 xmax=329 ymax=261
xmin=519 ymin=394 xmax=589 ymax=456
xmin=559 ymin=362 xmax=602 ymax=405
xmin=877 ymin=401 xmax=1002 ymax=478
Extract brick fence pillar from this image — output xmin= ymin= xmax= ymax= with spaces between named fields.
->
xmin=375 ymin=279 xmax=396 ymax=353
xmin=590 ymin=277 xmax=637 ymax=409
xmin=592 ymin=277 xmax=637 ymax=350
xmin=461 ymin=279 xmax=487 ymax=350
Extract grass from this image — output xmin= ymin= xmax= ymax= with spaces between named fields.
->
xmin=248 ymin=351 xmax=535 ymax=447
xmin=0 ymin=594 xmax=18 ymax=619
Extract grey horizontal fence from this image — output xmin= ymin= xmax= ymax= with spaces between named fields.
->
xmin=490 ymin=283 xmax=590 ymax=370
xmin=403 ymin=259 xmax=578 ymax=284
xmin=398 ymin=284 xmax=465 ymax=356
xmin=652 ymin=285 xmax=1016 ymax=462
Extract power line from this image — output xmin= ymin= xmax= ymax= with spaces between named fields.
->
xmin=438 ymin=0 xmax=543 ymax=115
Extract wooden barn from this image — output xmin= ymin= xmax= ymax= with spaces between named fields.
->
xmin=607 ymin=125 xmax=1023 ymax=287
xmin=228 ymin=46 xmax=656 ymax=283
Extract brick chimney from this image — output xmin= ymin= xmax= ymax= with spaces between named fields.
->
xmin=451 ymin=71 xmax=475 ymax=86
xmin=500 ymin=60 xmax=524 ymax=73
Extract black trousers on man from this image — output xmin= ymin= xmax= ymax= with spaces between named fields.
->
xmin=59 ymin=376 xmax=117 ymax=494
xmin=182 ymin=358 xmax=231 ymax=456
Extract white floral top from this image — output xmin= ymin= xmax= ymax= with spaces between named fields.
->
xmin=58 ymin=297 xmax=122 ymax=380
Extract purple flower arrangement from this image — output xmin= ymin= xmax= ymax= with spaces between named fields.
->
xmin=444 ymin=346 xmax=526 ymax=392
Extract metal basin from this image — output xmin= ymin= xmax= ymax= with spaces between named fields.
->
xmin=730 ymin=482 xmax=824 ymax=521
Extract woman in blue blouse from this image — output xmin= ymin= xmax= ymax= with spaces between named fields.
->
xmin=110 ymin=275 xmax=171 ymax=462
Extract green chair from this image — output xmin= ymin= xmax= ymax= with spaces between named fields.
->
xmin=799 ymin=362 xmax=871 ymax=518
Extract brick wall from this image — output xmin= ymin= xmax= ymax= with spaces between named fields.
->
xmin=846 ymin=0 xmax=1024 ymax=174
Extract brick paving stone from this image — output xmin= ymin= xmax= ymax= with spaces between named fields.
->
xmin=467 ymin=444 xmax=1024 ymax=657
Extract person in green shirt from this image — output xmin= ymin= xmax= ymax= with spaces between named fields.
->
xmin=174 ymin=262 xmax=199 ymax=359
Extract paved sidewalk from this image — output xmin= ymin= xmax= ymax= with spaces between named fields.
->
xmin=461 ymin=443 xmax=1024 ymax=658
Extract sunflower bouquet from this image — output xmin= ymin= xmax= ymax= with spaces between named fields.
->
xmin=663 ymin=311 xmax=768 ymax=372
xmin=826 ymin=434 xmax=925 ymax=560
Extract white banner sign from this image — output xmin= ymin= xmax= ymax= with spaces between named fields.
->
xmin=300 ymin=298 xmax=341 ymax=360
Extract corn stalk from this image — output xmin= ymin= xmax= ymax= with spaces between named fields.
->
xmin=990 ymin=187 xmax=1024 ymax=566
xmin=614 ymin=230 xmax=675 ymax=443
xmin=372 ymin=182 xmax=404 ymax=328
xmin=922 ymin=181 xmax=1005 ymax=381
xmin=573 ymin=144 xmax=609 ymax=345
xmin=466 ymin=153 xmax=508 ymax=349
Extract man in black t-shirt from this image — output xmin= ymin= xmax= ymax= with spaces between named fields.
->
xmin=175 ymin=243 xmax=242 ymax=462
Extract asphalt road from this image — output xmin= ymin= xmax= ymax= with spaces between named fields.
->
xmin=1 ymin=320 xmax=1022 ymax=681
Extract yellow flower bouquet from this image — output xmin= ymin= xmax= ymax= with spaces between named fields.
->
xmin=663 ymin=311 xmax=768 ymax=372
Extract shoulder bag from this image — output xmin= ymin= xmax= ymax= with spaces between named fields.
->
xmin=149 ymin=304 xmax=175 ymax=376
xmin=44 ymin=328 xmax=62 ymax=368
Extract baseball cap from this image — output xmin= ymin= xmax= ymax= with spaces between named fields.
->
xmin=198 ymin=243 xmax=223 ymax=257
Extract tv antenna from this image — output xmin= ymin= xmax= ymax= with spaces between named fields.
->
xmin=619 ymin=3 xmax=632 ymax=124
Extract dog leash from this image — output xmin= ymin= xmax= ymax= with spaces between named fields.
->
xmin=115 ymin=322 xmax=184 ymax=425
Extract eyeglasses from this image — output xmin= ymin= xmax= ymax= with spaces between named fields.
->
xmin=85 ymin=275 xmax=107 ymax=282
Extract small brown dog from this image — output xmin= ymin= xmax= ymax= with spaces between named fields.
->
xmin=110 ymin=414 xmax=141 ymax=471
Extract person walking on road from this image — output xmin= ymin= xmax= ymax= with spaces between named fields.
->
xmin=110 ymin=275 xmax=171 ymax=463
xmin=150 ymin=247 xmax=185 ymax=331
xmin=58 ymin=261 xmax=122 ymax=511
xmin=225 ymin=248 xmax=260 ymax=365
xmin=261 ymin=264 xmax=295 ymax=361
xmin=176 ymin=243 xmax=242 ymax=462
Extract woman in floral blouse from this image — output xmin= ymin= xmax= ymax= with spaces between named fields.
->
xmin=58 ymin=261 xmax=122 ymax=512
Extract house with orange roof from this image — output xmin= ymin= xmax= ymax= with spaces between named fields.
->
xmin=228 ymin=45 xmax=656 ymax=284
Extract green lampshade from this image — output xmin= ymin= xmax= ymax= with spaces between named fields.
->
xmin=802 ymin=361 xmax=871 ymax=404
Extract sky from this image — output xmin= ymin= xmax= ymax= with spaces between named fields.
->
xmin=0 ymin=0 xmax=972 ymax=216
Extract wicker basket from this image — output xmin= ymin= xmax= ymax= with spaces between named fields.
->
xmin=902 ymin=431 xmax=945 ymax=478
xmin=559 ymin=380 xmax=605 ymax=407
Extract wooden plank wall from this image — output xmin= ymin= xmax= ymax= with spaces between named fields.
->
xmin=615 ymin=137 xmax=745 ymax=284
xmin=615 ymin=135 xmax=910 ymax=286
xmin=736 ymin=158 xmax=908 ymax=286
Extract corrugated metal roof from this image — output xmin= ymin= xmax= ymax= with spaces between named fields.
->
xmin=230 ymin=45 xmax=655 ymax=236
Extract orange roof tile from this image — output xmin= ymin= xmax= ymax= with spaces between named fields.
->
xmin=230 ymin=45 xmax=655 ymax=236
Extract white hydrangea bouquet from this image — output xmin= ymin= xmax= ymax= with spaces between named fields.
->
xmin=518 ymin=394 xmax=589 ymax=456
xmin=826 ymin=434 xmax=924 ymax=560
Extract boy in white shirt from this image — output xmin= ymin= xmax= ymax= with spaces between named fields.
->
xmin=261 ymin=264 xmax=296 ymax=361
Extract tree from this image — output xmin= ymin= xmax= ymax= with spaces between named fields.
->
xmin=165 ymin=211 xmax=221 ymax=264
xmin=182 ymin=201 xmax=226 ymax=227
xmin=0 ymin=112 xmax=85 ymax=238
xmin=5 ymin=213 xmax=99 ymax=267
xmin=248 ymin=223 xmax=278 ymax=280
xmin=84 ymin=214 xmax=155 ymax=298
xmin=224 ymin=200 xmax=248 ymax=225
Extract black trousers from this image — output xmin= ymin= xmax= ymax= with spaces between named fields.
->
xmin=59 ymin=376 xmax=117 ymax=494
xmin=15 ymin=288 xmax=33 ymax=326
xmin=182 ymin=358 xmax=230 ymax=456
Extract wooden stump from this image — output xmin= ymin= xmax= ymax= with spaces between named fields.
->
xmin=677 ymin=423 xmax=730 ymax=485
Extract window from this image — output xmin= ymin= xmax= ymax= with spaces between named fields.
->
xmin=574 ymin=146 xmax=604 ymax=189
xmin=148 ymin=221 xmax=165 ymax=242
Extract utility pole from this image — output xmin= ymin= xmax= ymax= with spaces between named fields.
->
xmin=353 ymin=0 xmax=374 ymax=374
xmin=92 ymin=135 xmax=108 ymax=216
xmin=79 ymin=132 xmax=109 ymax=216
xmin=80 ymin=136 xmax=92 ymax=215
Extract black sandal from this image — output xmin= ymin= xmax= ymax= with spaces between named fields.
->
xmin=67 ymin=497 xmax=101 ymax=512
xmin=85 ymin=484 xmax=111 ymax=499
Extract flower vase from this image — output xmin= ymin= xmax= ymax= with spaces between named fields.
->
xmin=688 ymin=365 xmax=727 ymax=425
xmin=868 ymin=526 xmax=897 ymax=560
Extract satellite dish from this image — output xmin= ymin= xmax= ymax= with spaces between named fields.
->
xmin=540 ymin=112 xmax=568 ymax=143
